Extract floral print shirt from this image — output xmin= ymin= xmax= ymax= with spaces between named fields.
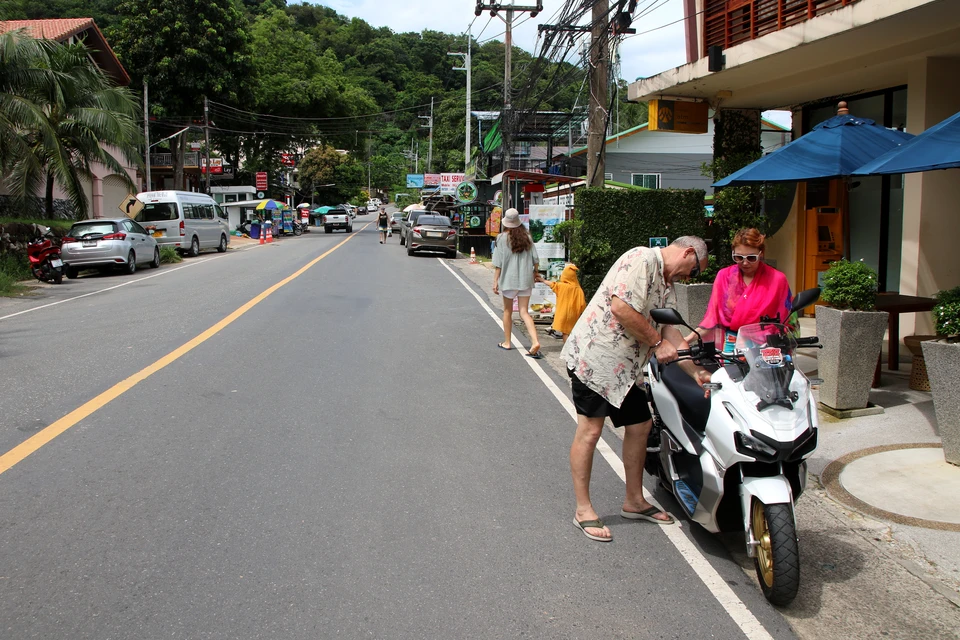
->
xmin=561 ymin=246 xmax=675 ymax=408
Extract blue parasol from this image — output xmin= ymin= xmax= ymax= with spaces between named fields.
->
xmin=713 ymin=113 xmax=914 ymax=187
xmin=854 ymin=109 xmax=960 ymax=175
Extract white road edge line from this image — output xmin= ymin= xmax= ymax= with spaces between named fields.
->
xmin=438 ymin=258 xmax=775 ymax=640
xmin=0 ymin=256 xmax=219 ymax=322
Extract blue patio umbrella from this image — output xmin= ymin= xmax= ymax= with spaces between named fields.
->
xmin=853 ymin=109 xmax=960 ymax=175
xmin=713 ymin=114 xmax=914 ymax=187
xmin=313 ymin=205 xmax=334 ymax=213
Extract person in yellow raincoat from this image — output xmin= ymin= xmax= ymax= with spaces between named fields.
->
xmin=536 ymin=264 xmax=586 ymax=343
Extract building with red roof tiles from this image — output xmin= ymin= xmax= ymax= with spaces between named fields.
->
xmin=0 ymin=18 xmax=136 ymax=218
xmin=0 ymin=18 xmax=129 ymax=86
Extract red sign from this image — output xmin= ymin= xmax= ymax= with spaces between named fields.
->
xmin=280 ymin=153 xmax=296 ymax=167
xmin=255 ymin=172 xmax=268 ymax=190
xmin=200 ymin=158 xmax=223 ymax=174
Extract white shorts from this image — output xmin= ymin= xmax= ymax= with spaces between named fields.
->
xmin=501 ymin=288 xmax=532 ymax=299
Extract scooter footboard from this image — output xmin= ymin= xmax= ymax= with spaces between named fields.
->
xmin=739 ymin=476 xmax=795 ymax=557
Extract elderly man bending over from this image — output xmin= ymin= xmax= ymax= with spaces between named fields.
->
xmin=561 ymin=236 xmax=712 ymax=542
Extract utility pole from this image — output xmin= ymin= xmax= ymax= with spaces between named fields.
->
xmin=143 ymin=80 xmax=151 ymax=192
xmin=475 ymin=2 xmax=543 ymax=209
xmin=448 ymin=29 xmax=472 ymax=173
xmin=539 ymin=2 xmax=636 ymax=188
xmin=587 ymin=0 xmax=608 ymax=188
xmin=418 ymin=98 xmax=434 ymax=173
xmin=203 ymin=95 xmax=211 ymax=193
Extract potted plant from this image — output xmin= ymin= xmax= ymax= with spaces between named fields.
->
xmin=921 ymin=285 xmax=960 ymax=465
xmin=674 ymin=254 xmax=717 ymax=327
xmin=815 ymin=259 xmax=888 ymax=415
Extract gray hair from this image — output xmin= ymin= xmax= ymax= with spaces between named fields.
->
xmin=671 ymin=236 xmax=708 ymax=262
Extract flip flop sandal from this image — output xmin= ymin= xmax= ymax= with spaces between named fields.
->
xmin=620 ymin=507 xmax=675 ymax=525
xmin=526 ymin=351 xmax=544 ymax=359
xmin=573 ymin=518 xmax=612 ymax=542
xmin=497 ymin=342 xmax=512 ymax=350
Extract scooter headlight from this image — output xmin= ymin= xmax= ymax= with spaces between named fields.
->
xmin=734 ymin=431 xmax=778 ymax=460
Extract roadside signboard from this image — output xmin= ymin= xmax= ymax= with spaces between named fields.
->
xmin=440 ymin=173 xmax=466 ymax=195
xmin=423 ymin=173 xmax=441 ymax=187
xmin=406 ymin=174 xmax=425 ymax=188
xmin=648 ymin=99 xmax=709 ymax=134
xmin=649 ymin=236 xmax=668 ymax=248
xmin=255 ymin=172 xmax=268 ymax=190
xmin=280 ymin=153 xmax=296 ymax=167
xmin=117 ymin=194 xmax=144 ymax=218
xmin=200 ymin=157 xmax=223 ymax=174
xmin=455 ymin=181 xmax=478 ymax=204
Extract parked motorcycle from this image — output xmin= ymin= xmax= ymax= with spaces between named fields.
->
xmin=644 ymin=288 xmax=822 ymax=606
xmin=27 ymin=226 xmax=64 ymax=284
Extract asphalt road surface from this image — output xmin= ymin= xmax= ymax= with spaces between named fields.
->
xmin=0 ymin=212 xmax=798 ymax=639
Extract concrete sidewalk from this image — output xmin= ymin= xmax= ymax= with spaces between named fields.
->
xmin=451 ymin=256 xmax=960 ymax=639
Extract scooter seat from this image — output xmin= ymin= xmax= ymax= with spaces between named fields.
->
xmin=659 ymin=361 xmax=711 ymax=434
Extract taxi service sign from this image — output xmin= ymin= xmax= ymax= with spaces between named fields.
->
xmin=648 ymin=100 xmax=709 ymax=134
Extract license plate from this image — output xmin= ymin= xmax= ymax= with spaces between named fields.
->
xmin=51 ymin=259 xmax=62 ymax=267
xmin=427 ymin=232 xmax=442 ymax=238
xmin=83 ymin=240 xmax=97 ymax=247
xmin=152 ymin=231 xmax=162 ymax=238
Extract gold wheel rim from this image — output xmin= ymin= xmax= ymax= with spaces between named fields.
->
xmin=752 ymin=500 xmax=774 ymax=587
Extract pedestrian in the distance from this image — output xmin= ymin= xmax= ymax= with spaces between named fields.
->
xmin=377 ymin=207 xmax=389 ymax=243
xmin=492 ymin=208 xmax=542 ymax=358
xmin=536 ymin=263 xmax=586 ymax=343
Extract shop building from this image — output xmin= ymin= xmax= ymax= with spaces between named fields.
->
xmin=628 ymin=0 xmax=960 ymax=337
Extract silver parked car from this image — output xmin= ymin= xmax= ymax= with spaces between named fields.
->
xmin=406 ymin=214 xmax=457 ymax=258
xmin=60 ymin=218 xmax=160 ymax=278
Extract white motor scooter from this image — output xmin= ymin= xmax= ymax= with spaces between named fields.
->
xmin=644 ymin=288 xmax=822 ymax=606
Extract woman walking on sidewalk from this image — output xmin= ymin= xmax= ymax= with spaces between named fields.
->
xmin=492 ymin=208 xmax=542 ymax=358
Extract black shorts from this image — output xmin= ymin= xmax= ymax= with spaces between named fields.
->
xmin=568 ymin=368 xmax=651 ymax=427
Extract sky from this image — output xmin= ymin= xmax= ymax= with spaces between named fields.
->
xmin=315 ymin=1 xmax=791 ymax=128
xmin=316 ymin=0 xmax=689 ymax=84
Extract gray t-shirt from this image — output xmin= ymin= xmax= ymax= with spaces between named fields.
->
xmin=492 ymin=231 xmax=540 ymax=291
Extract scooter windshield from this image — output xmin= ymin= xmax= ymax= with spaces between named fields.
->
xmin=734 ymin=323 xmax=810 ymax=425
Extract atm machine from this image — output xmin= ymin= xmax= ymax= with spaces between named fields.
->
xmin=803 ymin=205 xmax=844 ymax=292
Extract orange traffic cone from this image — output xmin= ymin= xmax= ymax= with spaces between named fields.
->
xmin=259 ymin=223 xmax=265 ymax=245
xmin=469 ymin=246 xmax=478 ymax=264
xmin=266 ymin=222 xmax=273 ymax=243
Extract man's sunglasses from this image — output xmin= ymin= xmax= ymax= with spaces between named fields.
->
xmin=732 ymin=253 xmax=761 ymax=263
xmin=689 ymin=259 xmax=701 ymax=279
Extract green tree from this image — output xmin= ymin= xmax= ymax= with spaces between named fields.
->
xmin=1 ymin=31 xmax=142 ymax=218
xmin=298 ymin=144 xmax=342 ymax=198
xmin=110 ymin=0 xmax=255 ymax=189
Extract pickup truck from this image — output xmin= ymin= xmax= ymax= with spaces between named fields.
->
xmin=322 ymin=208 xmax=353 ymax=234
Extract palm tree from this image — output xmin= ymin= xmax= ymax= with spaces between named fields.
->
xmin=0 ymin=31 xmax=58 ymax=180
xmin=1 ymin=30 xmax=143 ymax=219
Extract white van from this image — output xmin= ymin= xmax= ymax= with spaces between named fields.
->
xmin=134 ymin=191 xmax=230 ymax=256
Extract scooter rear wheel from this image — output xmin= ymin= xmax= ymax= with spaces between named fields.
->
xmin=751 ymin=499 xmax=800 ymax=606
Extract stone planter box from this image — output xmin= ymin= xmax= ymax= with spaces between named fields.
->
xmin=816 ymin=305 xmax=888 ymax=413
xmin=674 ymin=282 xmax=713 ymax=328
xmin=922 ymin=339 xmax=960 ymax=466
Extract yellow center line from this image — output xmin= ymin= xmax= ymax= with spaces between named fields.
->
xmin=0 ymin=222 xmax=373 ymax=476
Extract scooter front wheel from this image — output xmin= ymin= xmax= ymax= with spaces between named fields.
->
xmin=752 ymin=499 xmax=800 ymax=606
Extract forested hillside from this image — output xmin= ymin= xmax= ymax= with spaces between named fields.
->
xmin=0 ymin=0 xmax=647 ymax=201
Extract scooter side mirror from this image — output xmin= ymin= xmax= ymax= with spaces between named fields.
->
xmin=651 ymin=308 xmax=684 ymax=325
xmin=791 ymin=288 xmax=821 ymax=313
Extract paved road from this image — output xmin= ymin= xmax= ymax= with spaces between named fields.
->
xmin=0 ymin=213 xmax=796 ymax=639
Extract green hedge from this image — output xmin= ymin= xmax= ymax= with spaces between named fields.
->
xmin=572 ymin=188 xmax=707 ymax=299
